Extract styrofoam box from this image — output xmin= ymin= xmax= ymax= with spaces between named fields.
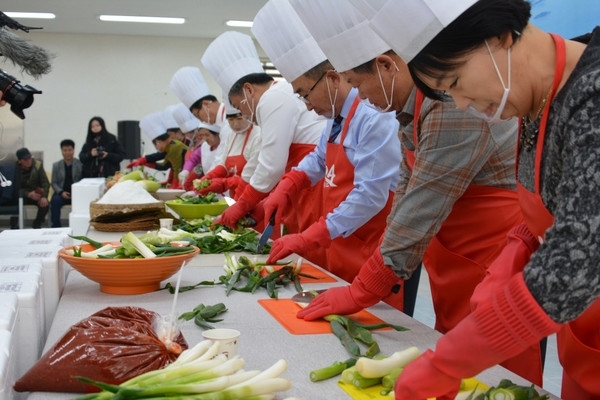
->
xmin=0 ymin=228 xmax=73 ymax=247
xmin=0 ymin=276 xmax=44 ymax=381
xmin=0 ymin=330 xmax=17 ymax=400
xmin=0 ymin=247 xmax=63 ymax=337
xmin=71 ymin=178 xmax=106 ymax=214
xmin=0 ymin=293 xmax=18 ymax=333
xmin=68 ymin=212 xmax=90 ymax=237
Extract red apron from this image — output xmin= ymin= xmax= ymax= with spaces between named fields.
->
xmin=410 ymin=90 xmax=524 ymax=333
xmin=311 ymin=97 xmax=395 ymax=284
xmin=224 ymin=125 xmax=253 ymax=199
xmin=517 ymin=33 xmax=600 ymax=400
xmin=279 ymin=142 xmax=322 ymax=236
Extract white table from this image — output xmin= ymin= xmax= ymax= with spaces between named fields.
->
xmin=26 ymin=229 xmax=561 ymax=399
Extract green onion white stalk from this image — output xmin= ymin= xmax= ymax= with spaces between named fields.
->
xmin=74 ymin=339 xmax=291 ymax=400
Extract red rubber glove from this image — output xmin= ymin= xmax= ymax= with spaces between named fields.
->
xmin=266 ymin=217 xmax=331 ymax=264
xmin=197 ymin=176 xmax=244 ymax=196
xmin=470 ymin=222 xmax=539 ymax=310
xmin=197 ymin=177 xmax=230 ymax=196
xmin=183 ymin=171 xmax=202 ymax=191
xmin=263 ymin=170 xmax=310 ymax=227
xmin=214 ymin=184 xmax=268 ymax=229
xmin=296 ymin=249 xmax=401 ymax=320
xmin=203 ymin=164 xmax=228 ymax=181
xmin=394 ymin=273 xmax=561 ymax=400
xmin=469 ymin=222 xmax=544 ymax=385
xmin=126 ymin=157 xmax=147 ymax=169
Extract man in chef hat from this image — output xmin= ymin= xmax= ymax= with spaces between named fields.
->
xmin=290 ymin=0 xmax=540 ymax=387
xmin=250 ymin=0 xmax=402 ymax=292
xmin=193 ymin=93 xmax=262 ymax=198
xmin=199 ymin=31 xmax=325 ymax=235
xmin=128 ymin=110 xmax=188 ymax=188
xmin=169 ymin=66 xmax=233 ymax=187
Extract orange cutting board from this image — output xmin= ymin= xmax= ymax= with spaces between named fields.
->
xmin=261 ymin=262 xmax=337 ymax=283
xmin=258 ymin=298 xmax=392 ymax=335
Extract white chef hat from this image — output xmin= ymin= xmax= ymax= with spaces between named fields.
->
xmin=201 ymin=31 xmax=264 ymax=95
xmin=172 ymin=103 xmax=200 ymax=133
xmin=162 ymin=104 xmax=180 ymax=130
xmin=350 ymin=0 xmax=477 ymax=63
xmin=198 ymin=121 xmax=221 ymax=134
xmin=290 ymin=0 xmax=391 ymax=72
xmin=139 ymin=111 xmax=166 ymax=141
xmin=252 ymin=0 xmax=327 ymax=82
xmin=169 ymin=66 xmax=210 ymax=109
xmin=222 ymin=92 xmax=240 ymax=116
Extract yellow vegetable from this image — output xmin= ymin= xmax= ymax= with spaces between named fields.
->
xmin=118 ymin=169 xmax=145 ymax=182
xmin=136 ymin=179 xmax=160 ymax=193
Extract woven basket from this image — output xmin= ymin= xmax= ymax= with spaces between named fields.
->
xmin=89 ymin=200 xmax=165 ymax=231
xmin=90 ymin=219 xmax=158 ymax=232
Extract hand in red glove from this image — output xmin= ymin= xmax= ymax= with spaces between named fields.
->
xmin=202 ymin=164 xmax=228 ymax=181
xmin=126 ymin=157 xmax=147 ymax=169
xmin=197 ymin=177 xmax=230 ymax=196
xmin=263 ymin=170 xmax=310 ymax=227
xmin=296 ymin=249 xmax=401 ymax=320
xmin=214 ymin=184 xmax=268 ymax=230
xmin=470 ymin=222 xmax=539 ymax=310
xmin=183 ymin=171 xmax=202 ymax=191
xmin=197 ymin=176 xmax=244 ymax=196
xmin=266 ymin=217 xmax=331 ymax=264
xmin=394 ymin=273 xmax=560 ymax=400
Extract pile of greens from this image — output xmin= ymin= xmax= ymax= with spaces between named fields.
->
xmin=139 ymin=217 xmax=271 ymax=255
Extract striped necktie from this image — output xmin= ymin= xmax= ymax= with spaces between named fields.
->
xmin=329 ymin=115 xmax=344 ymax=143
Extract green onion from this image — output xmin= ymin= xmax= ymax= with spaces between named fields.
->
xmin=309 ymin=358 xmax=357 ymax=382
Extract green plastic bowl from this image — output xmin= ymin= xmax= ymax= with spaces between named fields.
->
xmin=165 ymin=199 xmax=229 ymax=220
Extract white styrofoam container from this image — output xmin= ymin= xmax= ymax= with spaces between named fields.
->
xmin=0 ymin=330 xmax=16 ymax=400
xmin=0 ymin=228 xmax=73 ymax=247
xmin=68 ymin=213 xmax=90 ymax=237
xmin=71 ymin=178 xmax=105 ymax=214
xmin=0 ymin=247 xmax=63 ymax=337
xmin=0 ymin=276 xmax=44 ymax=381
xmin=0 ymin=293 xmax=18 ymax=333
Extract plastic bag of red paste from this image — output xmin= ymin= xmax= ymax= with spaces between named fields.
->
xmin=14 ymin=306 xmax=188 ymax=393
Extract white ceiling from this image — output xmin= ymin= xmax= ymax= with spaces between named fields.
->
xmin=1 ymin=1 xmax=268 ymax=40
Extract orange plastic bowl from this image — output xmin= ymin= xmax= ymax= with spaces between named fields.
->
xmin=59 ymin=242 xmax=199 ymax=295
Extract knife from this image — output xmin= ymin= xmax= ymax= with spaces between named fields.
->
xmin=256 ymin=213 xmax=276 ymax=252
xmin=291 ymin=289 xmax=327 ymax=308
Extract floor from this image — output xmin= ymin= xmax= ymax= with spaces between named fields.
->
xmin=412 ymin=266 xmax=563 ymax=398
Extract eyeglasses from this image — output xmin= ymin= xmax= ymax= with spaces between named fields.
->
xmin=297 ymin=72 xmax=326 ymax=104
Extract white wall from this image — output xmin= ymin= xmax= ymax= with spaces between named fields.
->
xmin=0 ymin=32 xmax=229 ymax=167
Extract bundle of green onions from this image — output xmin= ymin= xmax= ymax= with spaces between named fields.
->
xmin=74 ymin=339 xmax=291 ymax=400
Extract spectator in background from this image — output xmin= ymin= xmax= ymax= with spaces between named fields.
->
xmin=16 ymin=147 xmax=50 ymax=229
xmin=50 ymin=139 xmax=83 ymax=228
xmin=79 ymin=116 xmax=126 ymax=179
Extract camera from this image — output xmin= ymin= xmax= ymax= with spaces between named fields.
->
xmin=0 ymin=68 xmax=42 ymax=119
xmin=96 ymin=146 xmax=106 ymax=157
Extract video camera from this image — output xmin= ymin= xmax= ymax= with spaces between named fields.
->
xmin=0 ymin=68 xmax=42 ymax=119
xmin=0 ymin=11 xmax=51 ymax=119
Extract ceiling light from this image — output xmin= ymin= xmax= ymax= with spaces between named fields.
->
xmin=4 ymin=12 xmax=56 ymax=19
xmin=99 ymin=15 xmax=185 ymax=24
xmin=225 ymin=20 xmax=253 ymax=28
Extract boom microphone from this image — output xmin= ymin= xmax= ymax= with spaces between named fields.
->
xmin=0 ymin=27 xmax=52 ymax=78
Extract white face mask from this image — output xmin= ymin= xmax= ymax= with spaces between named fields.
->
xmin=468 ymin=42 xmax=511 ymax=124
xmin=374 ymin=61 xmax=396 ymax=113
xmin=241 ymin=89 xmax=255 ymax=123
xmin=232 ymin=120 xmax=252 ymax=135
xmin=325 ymin=75 xmax=338 ymax=119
